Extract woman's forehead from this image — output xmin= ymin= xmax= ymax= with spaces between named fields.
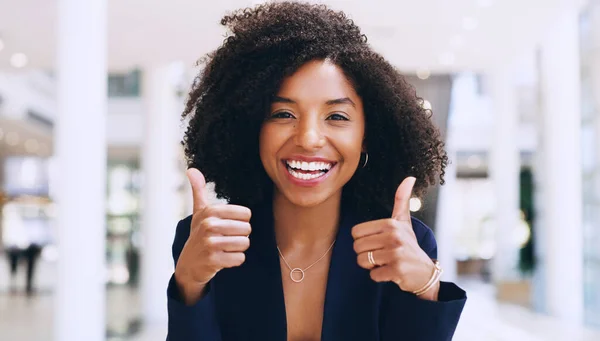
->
xmin=275 ymin=60 xmax=359 ymax=104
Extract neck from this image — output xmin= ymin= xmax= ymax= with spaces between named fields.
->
xmin=272 ymin=190 xmax=341 ymax=252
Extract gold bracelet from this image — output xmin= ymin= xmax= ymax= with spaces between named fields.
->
xmin=416 ymin=268 xmax=443 ymax=296
xmin=412 ymin=260 xmax=443 ymax=296
xmin=412 ymin=260 xmax=438 ymax=295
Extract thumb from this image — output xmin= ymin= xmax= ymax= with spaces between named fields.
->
xmin=186 ymin=168 xmax=209 ymax=213
xmin=391 ymin=177 xmax=417 ymax=222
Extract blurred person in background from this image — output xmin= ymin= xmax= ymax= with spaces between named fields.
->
xmin=2 ymin=203 xmax=50 ymax=295
xmin=168 ymin=2 xmax=466 ymax=340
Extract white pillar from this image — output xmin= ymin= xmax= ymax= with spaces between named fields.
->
xmin=55 ymin=1 xmax=107 ymax=340
xmin=488 ymin=66 xmax=521 ymax=283
xmin=141 ymin=63 xmax=184 ymax=325
xmin=539 ymin=7 xmax=583 ymax=323
xmin=435 ymin=147 xmax=458 ymax=282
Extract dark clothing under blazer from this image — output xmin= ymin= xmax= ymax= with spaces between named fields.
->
xmin=167 ymin=203 xmax=467 ymax=341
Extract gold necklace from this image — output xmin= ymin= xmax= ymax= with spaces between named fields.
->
xmin=277 ymin=241 xmax=336 ymax=283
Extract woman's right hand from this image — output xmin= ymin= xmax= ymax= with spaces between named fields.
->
xmin=174 ymin=168 xmax=252 ymax=305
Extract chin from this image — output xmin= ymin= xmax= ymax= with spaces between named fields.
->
xmin=278 ymin=188 xmax=339 ymax=208
xmin=289 ymin=197 xmax=325 ymax=208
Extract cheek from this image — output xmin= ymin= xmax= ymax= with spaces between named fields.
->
xmin=338 ymin=129 xmax=364 ymax=166
xmin=259 ymin=125 xmax=286 ymax=167
xmin=258 ymin=127 xmax=271 ymax=169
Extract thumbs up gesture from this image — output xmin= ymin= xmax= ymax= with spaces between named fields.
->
xmin=351 ymin=177 xmax=440 ymax=300
xmin=174 ymin=168 xmax=252 ymax=304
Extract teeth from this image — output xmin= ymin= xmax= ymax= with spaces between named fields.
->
xmin=286 ymin=160 xmax=333 ymax=171
xmin=289 ymin=168 xmax=326 ymax=180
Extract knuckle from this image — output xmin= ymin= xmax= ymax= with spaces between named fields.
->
xmin=351 ymin=224 xmax=364 ymax=239
xmin=352 ymin=241 xmax=360 ymax=253
xmin=204 ymin=236 xmax=220 ymax=250
xmin=397 ymin=263 xmax=408 ymax=277
xmin=241 ymin=237 xmax=250 ymax=250
xmin=387 ymin=219 xmax=399 ymax=230
xmin=235 ymin=253 xmax=246 ymax=266
xmin=244 ymin=222 xmax=252 ymax=235
xmin=393 ymin=247 xmax=404 ymax=259
xmin=389 ymin=233 xmax=403 ymax=248
xmin=242 ymin=207 xmax=252 ymax=220
xmin=202 ymin=217 xmax=220 ymax=233
xmin=201 ymin=205 xmax=216 ymax=217
xmin=199 ymin=217 xmax=210 ymax=231
xmin=369 ymin=270 xmax=379 ymax=281
xmin=206 ymin=251 xmax=219 ymax=266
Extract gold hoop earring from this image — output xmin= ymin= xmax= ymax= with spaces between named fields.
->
xmin=362 ymin=153 xmax=369 ymax=168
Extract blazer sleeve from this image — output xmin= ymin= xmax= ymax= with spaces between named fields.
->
xmin=380 ymin=219 xmax=467 ymax=341
xmin=166 ymin=217 xmax=222 ymax=341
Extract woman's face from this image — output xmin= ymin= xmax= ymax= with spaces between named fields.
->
xmin=259 ymin=59 xmax=365 ymax=208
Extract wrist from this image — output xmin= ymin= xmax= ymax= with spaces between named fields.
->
xmin=174 ymin=268 xmax=210 ymax=305
xmin=411 ymin=259 xmax=442 ymax=298
xmin=416 ymin=281 xmax=440 ymax=301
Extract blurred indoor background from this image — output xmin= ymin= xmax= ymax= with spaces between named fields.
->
xmin=0 ymin=0 xmax=599 ymax=340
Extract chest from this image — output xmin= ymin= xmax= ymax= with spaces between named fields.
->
xmin=280 ymin=257 xmax=331 ymax=341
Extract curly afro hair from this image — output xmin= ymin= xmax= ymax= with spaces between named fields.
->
xmin=182 ymin=1 xmax=447 ymax=220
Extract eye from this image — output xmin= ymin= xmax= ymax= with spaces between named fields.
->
xmin=270 ymin=111 xmax=295 ymax=119
xmin=327 ymin=113 xmax=349 ymax=121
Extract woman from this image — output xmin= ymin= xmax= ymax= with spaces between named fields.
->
xmin=168 ymin=2 xmax=466 ymax=340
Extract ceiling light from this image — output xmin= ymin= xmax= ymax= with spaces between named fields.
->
xmin=416 ymin=68 xmax=431 ymax=80
xmin=6 ymin=131 xmax=19 ymax=146
xmin=476 ymin=0 xmax=494 ymax=8
xmin=450 ymin=34 xmax=465 ymax=48
xmin=439 ymin=52 xmax=455 ymax=66
xmin=422 ymin=100 xmax=432 ymax=111
xmin=10 ymin=53 xmax=28 ymax=68
xmin=462 ymin=17 xmax=479 ymax=30
xmin=409 ymin=198 xmax=422 ymax=212
xmin=25 ymin=139 xmax=39 ymax=153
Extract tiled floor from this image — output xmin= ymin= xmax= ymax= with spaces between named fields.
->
xmin=1 ymin=257 xmax=600 ymax=341
xmin=452 ymin=280 xmax=600 ymax=341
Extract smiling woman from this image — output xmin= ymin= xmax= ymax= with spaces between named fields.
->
xmin=168 ymin=2 xmax=466 ymax=341
xmin=260 ymin=60 xmax=365 ymax=207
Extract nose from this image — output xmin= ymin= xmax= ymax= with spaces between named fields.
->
xmin=294 ymin=115 xmax=326 ymax=151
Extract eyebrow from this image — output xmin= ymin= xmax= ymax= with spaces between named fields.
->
xmin=325 ymin=97 xmax=356 ymax=107
xmin=272 ymin=96 xmax=296 ymax=104
xmin=272 ymin=96 xmax=356 ymax=108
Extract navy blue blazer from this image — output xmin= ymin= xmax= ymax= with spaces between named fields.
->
xmin=167 ymin=203 xmax=466 ymax=340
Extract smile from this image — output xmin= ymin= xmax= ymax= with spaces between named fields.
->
xmin=283 ymin=159 xmax=336 ymax=183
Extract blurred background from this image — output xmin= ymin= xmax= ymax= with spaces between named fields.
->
xmin=0 ymin=0 xmax=599 ymax=340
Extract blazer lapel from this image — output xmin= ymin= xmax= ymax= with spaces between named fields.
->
xmin=214 ymin=203 xmax=287 ymax=341
xmin=321 ymin=206 xmax=382 ymax=341
xmin=214 ymin=202 xmax=382 ymax=341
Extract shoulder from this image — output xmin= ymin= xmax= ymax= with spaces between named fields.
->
xmin=410 ymin=216 xmax=437 ymax=259
xmin=178 ymin=215 xmax=193 ymax=233
xmin=174 ymin=215 xmax=193 ymax=244
xmin=172 ymin=215 xmax=193 ymax=263
xmin=410 ymin=216 xmax=434 ymax=242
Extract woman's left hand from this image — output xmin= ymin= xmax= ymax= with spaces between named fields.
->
xmin=351 ymin=177 xmax=439 ymax=300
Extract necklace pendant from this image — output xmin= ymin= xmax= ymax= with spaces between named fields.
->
xmin=290 ymin=268 xmax=305 ymax=283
